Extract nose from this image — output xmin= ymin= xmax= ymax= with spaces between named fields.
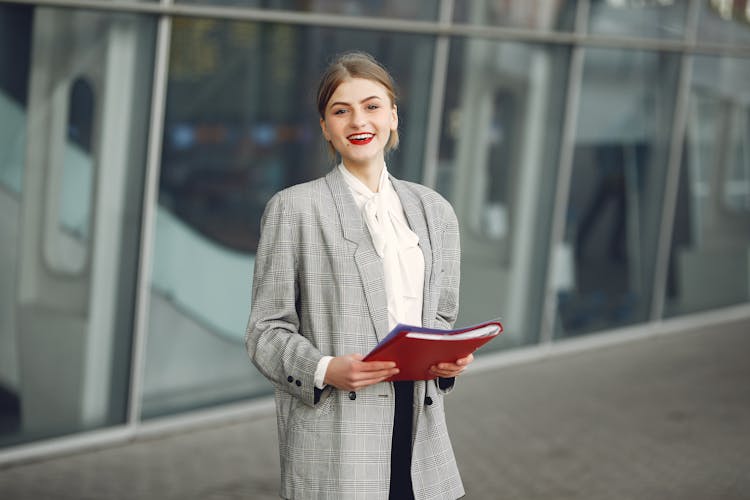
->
xmin=350 ymin=108 xmax=367 ymax=128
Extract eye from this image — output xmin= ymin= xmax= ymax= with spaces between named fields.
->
xmin=367 ymin=103 xmax=380 ymax=110
xmin=333 ymin=108 xmax=347 ymax=115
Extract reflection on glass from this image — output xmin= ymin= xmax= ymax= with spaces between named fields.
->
xmin=47 ymin=78 xmax=95 ymax=274
xmin=453 ymin=0 xmax=578 ymax=31
xmin=664 ymin=55 xmax=750 ymax=317
xmin=723 ymin=106 xmax=750 ymax=213
xmin=556 ymin=48 xmax=680 ymax=337
xmin=698 ymin=0 xmax=750 ymax=46
xmin=142 ymin=19 xmax=435 ymax=418
xmin=0 ymin=6 xmax=155 ymax=448
xmin=588 ymin=0 xmax=687 ymax=40
xmin=438 ymin=37 xmax=570 ymax=348
xmin=0 ymin=3 xmax=32 ymax=448
xmin=174 ymin=0 xmax=439 ymax=20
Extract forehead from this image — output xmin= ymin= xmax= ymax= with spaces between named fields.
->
xmin=327 ymin=77 xmax=391 ymax=106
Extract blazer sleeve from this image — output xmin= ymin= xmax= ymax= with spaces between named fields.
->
xmin=245 ymin=192 xmax=323 ymax=407
xmin=434 ymin=199 xmax=461 ymax=393
xmin=435 ymin=200 xmax=461 ymax=330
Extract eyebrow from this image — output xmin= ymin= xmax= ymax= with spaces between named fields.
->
xmin=328 ymin=95 xmax=383 ymax=108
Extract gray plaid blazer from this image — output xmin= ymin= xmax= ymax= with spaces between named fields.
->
xmin=245 ymin=167 xmax=464 ymax=500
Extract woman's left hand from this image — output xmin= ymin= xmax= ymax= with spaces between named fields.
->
xmin=429 ymin=353 xmax=474 ymax=378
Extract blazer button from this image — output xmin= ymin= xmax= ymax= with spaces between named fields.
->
xmin=425 ymin=396 xmax=433 ymax=406
xmin=295 ymin=380 xmax=302 ymax=387
xmin=348 ymin=391 xmax=357 ymax=401
xmin=287 ymin=376 xmax=294 ymax=383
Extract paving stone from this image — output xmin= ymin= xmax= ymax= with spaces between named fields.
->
xmin=0 ymin=319 xmax=748 ymax=499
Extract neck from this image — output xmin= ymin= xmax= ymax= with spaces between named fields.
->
xmin=342 ymin=160 xmax=384 ymax=192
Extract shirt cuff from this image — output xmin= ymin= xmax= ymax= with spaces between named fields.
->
xmin=314 ymin=356 xmax=334 ymax=389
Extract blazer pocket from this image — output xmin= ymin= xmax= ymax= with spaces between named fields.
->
xmin=289 ymin=389 xmax=334 ymax=431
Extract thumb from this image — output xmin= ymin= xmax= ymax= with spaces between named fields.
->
xmin=350 ymin=353 xmax=364 ymax=361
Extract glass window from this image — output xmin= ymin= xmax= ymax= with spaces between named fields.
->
xmin=0 ymin=5 xmax=155 ymax=448
xmin=0 ymin=6 xmax=29 ymax=196
xmin=437 ymin=37 xmax=570 ymax=348
xmin=453 ymin=0 xmax=578 ymax=31
xmin=663 ymin=54 xmax=750 ymax=317
xmin=142 ymin=18 xmax=435 ymax=418
xmin=588 ymin=0 xmax=688 ymax=40
xmin=698 ymin=0 xmax=750 ymax=47
xmin=723 ymin=105 xmax=750 ymax=213
xmin=0 ymin=3 xmax=32 ymax=448
xmin=555 ymin=48 xmax=681 ymax=338
xmin=174 ymin=0 xmax=439 ymax=21
xmin=45 ymin=78 xmax=96 ymax=275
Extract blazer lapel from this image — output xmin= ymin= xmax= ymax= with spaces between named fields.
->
xmin=325 ymin=168 xmax=389 ymax=342
xmin=391 ymin=177 xmax=435 ymax=327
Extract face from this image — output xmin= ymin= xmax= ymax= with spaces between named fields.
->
xmin=320 ymin=77 xmax=398 ymax=170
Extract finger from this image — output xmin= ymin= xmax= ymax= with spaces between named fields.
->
xmin=358 ymin=360 xmax=398 ymax=371
xmin=350 ymin=367 xmax=399 ymax=383
xmin=430 ymin=365 xmax=463 ymax=377
xmin=352 ymin=370 xmax=399 ymax=389
xmin=364 ymin=368 xmax=399 ymax=380
xmin=436 ymin=362 xmax=461 ymax=371
xmin=457 ymin=353 xmax=474 ymax=365
xmin=448 ymin=355 xmax=472 ymax=367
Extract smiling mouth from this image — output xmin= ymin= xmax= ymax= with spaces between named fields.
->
xmin=347 ymin=133 xmax=375 ymax=145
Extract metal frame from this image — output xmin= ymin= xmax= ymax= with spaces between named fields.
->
xmin=2 ymin=0 xmax=750 ymax=466
xmin=4 ymin=0 xmax=750 ymax=56
xmin=421 ymin=0 xmax=453 ymax=189
xmin=539 ymin=0 xmax=591 ymax=344
xmin=127 ymin=0 xmax=174 ymax=428
xmin=650 ymin=0 xmax=701 ymax=320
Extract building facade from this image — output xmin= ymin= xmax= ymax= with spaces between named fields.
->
xmin=1 ymin=0 xmax=749 ymax=462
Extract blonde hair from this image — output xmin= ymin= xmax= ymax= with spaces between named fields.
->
xmin=317 ymin=51 xmax=399 ymax=158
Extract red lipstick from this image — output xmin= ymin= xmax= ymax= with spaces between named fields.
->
xmin=347 ymin=133 xmax=374 ymax=145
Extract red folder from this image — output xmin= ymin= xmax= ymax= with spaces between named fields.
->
xmin=363 ymin=320 xmax=503 ymax=381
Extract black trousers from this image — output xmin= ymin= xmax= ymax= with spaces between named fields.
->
xmin=389 ymin=381 xmax=415 ymax=500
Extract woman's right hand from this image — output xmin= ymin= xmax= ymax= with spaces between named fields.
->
xmin=324 ymin=354 xmax=399 ymax=391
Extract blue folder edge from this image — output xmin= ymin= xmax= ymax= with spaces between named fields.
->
xmin=369 ymin=318 xmax=504 ymax=357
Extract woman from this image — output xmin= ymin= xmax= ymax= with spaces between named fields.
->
xmin=246 ymin=51 xmax=472 ymax=500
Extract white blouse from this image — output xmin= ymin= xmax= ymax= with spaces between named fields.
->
xmin=314 ymin=164 xmax=426 ymax=388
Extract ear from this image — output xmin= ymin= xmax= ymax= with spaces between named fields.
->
xmin=319 ymin=117 xmax=331 ymax=141
xmin=390 ymin=105 xmax=398 ymax=131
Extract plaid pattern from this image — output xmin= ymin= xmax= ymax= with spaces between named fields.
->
xmin=246 ymin=167 xmax=464 ymax=500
